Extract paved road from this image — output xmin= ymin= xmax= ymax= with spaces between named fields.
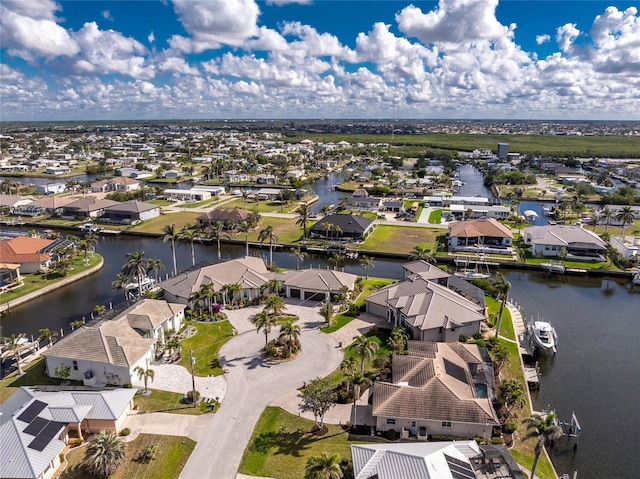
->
xmin=179 ymin=304 xmax=343 ymax=479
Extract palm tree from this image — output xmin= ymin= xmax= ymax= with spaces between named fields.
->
xmin=147 ymin=258 xmax=165 ymax=285
xmin=200 ymin=282 xmax=218 ymax=312
xmin=279 ymin=320 xmax=301 ymax=355
xmin=206 ymin=221 xmax=228 ymax=260
xmin=263 ymin=293 xmax=286 ymax=317
xmin=179 ymin=225 xmax=200 ymax=266
xmin=522 ymin=413 xmax=563 ymax=479
xmin=223 ymin=283 xmax=242 ymax=305
xmin=133 ymin=365 xmax=155 ymax=394
xmin=492 ymin=273 xmax=511 ymax=339
xmin=340 ymin=356 xmax=358 ymax=394
xmin=599 ymin=207 xmax=615 ymax=233
xmin=296 ymin=203 xmax=312 ymax=239
xmin=84 ymin=431 xmax=127 ymax=478
xmin=262 ymin=278 xmax=282 ymax=295
xmin=235 ymin=221 xmax=251 ymax=257
xmin=360 ymin=255 xmax=374 ymax=279
xmin=94 ymin=304 xmax=106 ymax=316
xmin=617 ymin=206 xmax=636 ymax=239
xmin=251 ymin=310 xmax=278 ymax=348
xmin=1 ymin=333 xmax=27 ymax=375
xmin=80 ymin=233 xmax=98 ymax=259
xmin=161 ymin=223 xmax=179 ymax=275
xmin=189 ymin=289 xmax=206 ymax=317
xmin=319 ymin=301 xmax=334 ymax=326
xmin=350 ymin=372 xmax=371 ymax=407
xmin=491 ymin=343 xmax=510 ymax=374
xmin=329 ymin=252 xmax=345 ymax=271
xmin=37 ymin=328 xmax=58 ymax=348
xmin=122 ymin=251 xmax=148 ymax=296
xmin=304 ymin=452 xmax=343 ymax=479
xmin=498 ymin=379 xmax=526 ymax=418
xmin=353 ymin=335 xmax=379 ymax=374
xmin=291 ymin=246 xmax=308 ymax=270
xmin=409 ymin=245 xmax=435 ymax=263
xmin=258 ymin=225 xmax=279 ymax=268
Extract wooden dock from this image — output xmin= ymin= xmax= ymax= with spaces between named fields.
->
xmin=507 ymin=302 xmax=540 ymax=388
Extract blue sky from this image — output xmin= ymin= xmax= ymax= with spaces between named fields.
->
xmin=1 ymin=0 xmax=639 ymax=121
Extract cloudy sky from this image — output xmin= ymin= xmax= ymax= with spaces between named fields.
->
xmin=1 ymin=0 xmax=639 ymax=121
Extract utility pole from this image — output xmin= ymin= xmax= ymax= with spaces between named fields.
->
xmin=189 ymin=349 xmax=196 ymax=408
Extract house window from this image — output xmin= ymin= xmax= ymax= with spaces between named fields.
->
xmin=441 ymin=421 xmax=452 ymax=428
xmin=386 ymin=418 xmax=397 ymax=426
xmin=72 ymin=361 xmax=78 ymax=371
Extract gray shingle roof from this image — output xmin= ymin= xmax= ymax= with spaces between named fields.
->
xmin=103 ymin=200 xmax=159 ymax=214
xmin=273 ymin=269 xmax=357 ymax=292
xmin=524 ymin=224 xmax=607 ymax=250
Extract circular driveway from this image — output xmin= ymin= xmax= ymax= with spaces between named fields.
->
xmin=179 ymin=302 xmax=344 ymax=479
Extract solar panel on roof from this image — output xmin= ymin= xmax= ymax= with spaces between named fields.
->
xmin=23 ymin=417 xmax=49 ymax=436
xmin=27 ymin=421 xmax=65 ymax=452
xmin=445 ymin=454 xmax=476 ymax=479
xmin=444 ymin=358 xmax=469 ymax=385
xmin=17 ymin=400 xmax=48 ymax=423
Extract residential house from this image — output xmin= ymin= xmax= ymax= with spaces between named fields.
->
xmin=45 ymin=166 xmax=71 ymax=175
xmin=309 ymin=214 xmax=374 ymax=241
xmin=609 ymin=235 xmax=640 ymax=261
xmin=371 ymin=341 xmax=499 ymax=439
xmin=163 ymin=189 xmax=211 ymax=202
xmin=383 ymin=200 xmax=405 ymax=213
xmin=223 ymin=170 xmax=250 ymax=183
xmin=273 ymin=268 xmax=358 ymax=302
xmin=256 ymin=174 xmax=277 ymax=184
xmin=12 ymin=197 xmax=74 ymax=217
xmin=0 ymin=236 xmax=57 ymax=273
xmin=196 ymin=208 xmax=251 ymax=228
xmin=255 ymin=188 xmax=281 ymax=200
xmin=449 ymin=204 xmax=511 ymax=220
xmin=0 ymin=194 xmax=34 ymax=214
xmin=35 ymin=183 xmax=66 ymax=195
xmin=0 ymin=387 xmax=137 ymax=479
xmin=523 ymin=224 xmax=608 ymax=260
xmin=43 ymin=299 xmax=185 ymax=386
xmin=61 ymin=197 xmax=119 ymax=219
xmin=91 ymin=177 xmax=140 ymax=193
xmin=351 ymin=196 xmax=382 ymax=211
xmin=99 ymin=201 xmax=160 ymax=225
xmin=351 ymin=441 xmax=526 ymax=479
xmin=448 ymin=218 xmax=513 ymax=253
xmin=366 ymin=270 xmax=486 ymax=341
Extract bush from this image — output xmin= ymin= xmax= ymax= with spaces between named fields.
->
xmin=120 ymin=428 xmax=130 ymax=436
xmin=186 ymin=390 xmax=200 ymax=403
xmin=502 ymin=419 xmax=519 ymax=434
xmin=385 ymin=429 xmax=399 ymax=440
xmin=459 ymin=335 xmax=468 ymax=342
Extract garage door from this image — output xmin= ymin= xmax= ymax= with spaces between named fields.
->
xmin=289 ymin=288 xmax=301 ymax=298
xmin=304 ymin=291 xmax=325 ymax=301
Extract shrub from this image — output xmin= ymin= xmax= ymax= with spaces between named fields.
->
xmin=472 ymin=332 xmax=483 ymax=340
xmin=385 ymin=429 xmax=399 ymax=440
xmin=459 ymin=335 xmax=468 ymax=342
xmin=502 ymin=419 xmax=519 ymax=434
xmin=120 ymin=428 xmax=130 ymax=436
xmin=186 ymin=390 xmax=200 ymax=403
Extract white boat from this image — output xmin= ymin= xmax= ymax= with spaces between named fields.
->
xmin=126 ymin=276 xmax=156 ymax=295
xmin=454 ymin=256 xmax=491 ymax=280
xmin=541 ymin=260 xmax=566 ymax=274
xmin=530 ymin=320 xmax=558 ymax=353
xmin=632 ymin=270 xmax=640 ymax=285
xmin=524 ymin=210 xmax=539 ymax=222
xmin=542 ymin=206 xmax=552 ymax=216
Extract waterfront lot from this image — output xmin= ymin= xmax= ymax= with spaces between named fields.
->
xmin=128 ymin=211 xmax=202 ymax=233
xmin=61 ymin=433 xmax=195 ymax=479
xmin=223 ymin=197 xmax=301 ymax=214
xmin=354 ymin=224 xmax=441 ymax=254
xmin=247 ymin=216 xmax=310 ymax=244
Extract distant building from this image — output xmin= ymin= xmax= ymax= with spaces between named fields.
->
xmin=497 ymin=143 xmax=509 ymax=160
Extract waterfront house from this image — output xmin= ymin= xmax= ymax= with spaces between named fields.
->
xmin=371 ymin=341 xmax=499 ymax=439
xmin=448 ymin=218 xmax=513 ymax=254
xmin=0 ymin=236 xmax=56 ymax=273
xmin=196 ymin=208 xmax=251 ymax=228
xmin=365 ymin=271 xmax=486 ymax=341
xmin=351 ymin=196 xmax=383 ymax=211
xmin=90 ymin=176 xmax=140 ymax=193
xmin=272 ymin=268 xmax=358 ymax=302
xmin=35 ymin=183 xmax=66 ymax=195
xmin=0 ymin=387 xmax=136 ymax=479
xmin=99 ymin=200 xmax=160 ymax=225
xmin=523 ymin=224 xmax=608 ymax=260
xmin=60 ymin=197 xmax=119 ymax=219
xmin=609 ymin=235 xmax=640 ymax=261
xmin=163 ymin=188 xmax=211 ymax=202
xmin=0 ymin=194 xmax=34 ymax=214
xmin=309 ymin=214 xmax=374 ymax=241
xmin=383 ymin=199 xmax=405 ymax=213
xmin=43 ymin=299 xmax=185 ymax=386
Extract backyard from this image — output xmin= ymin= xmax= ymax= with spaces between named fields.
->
xmin=353 ymin=224 xmax=441 ymax=254
xmin=60 ymin=433 xmax=195 ymax=479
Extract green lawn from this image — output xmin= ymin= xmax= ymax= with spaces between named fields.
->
xmin=355 ymin=225 xmax=441 ymax=254
xmin=326 ymin=330 xmax=392 ymax=387
xmin=61 ymin=434 xmax=196 ymax=479
xmin=248 ymin=216 xmax=313 ymax=244
xmin=354 ymin=277 xmax=396 ymax=308
xmin=223 ymin=197 xmax=301 ymax=214
xmin=239 ymin=406 xmax=356 ymax=479
xmin=524 ymin=254 xmax=619 ymax=271
xmin=0 ymin=253 xmax=103 ymax=306
xmin=428 ymin=209 xmax=443 ymax=224
xmin=180 ymin=197 xmax=224 ymax=208
xmin=177 ymin=320 xmax=235 ymax=377
xmin=134 ymin=389 xmax=217 ymax=415
xmin=320 ymin=313 xmax=356 ymax=333
xmin=0 ymin=358 xmax=77 ymax=403
xmin=485 ymin=296 xmax=514 ymax=339
xmin=127 ymin=212 xmax=202 ymax=233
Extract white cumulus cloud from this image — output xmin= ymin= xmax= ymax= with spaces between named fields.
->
xmin=536 ymin=34 xmax=550 ymax=45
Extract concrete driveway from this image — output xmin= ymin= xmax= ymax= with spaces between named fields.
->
xmin=123 ymin=411 xmax=213 ymax=442
xmin=179 ymin=303 xmax=343 ymax=479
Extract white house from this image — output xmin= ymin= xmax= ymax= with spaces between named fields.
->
xmin=609 ymin=235 xmax=640 ymax=261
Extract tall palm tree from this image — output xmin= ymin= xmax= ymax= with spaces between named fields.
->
xmin=262 ymin=278 xmax=282 ymax=295
xmin=617 ymin=206 xmax=636 ymax=239
xmin=353 ymin=335 xmax=378 ymax=374
xmin=340 ymin=356 xmax=358 ymax=395
xmin=200 ymin=281 xmax=218 ymax=312
xmin=599 ymin=207 xmax=615 ymax=233
xmin=296 ymin=203 xmax=312 ymax=239
xmin=291 ymin=246 xmax=308 ymax=270
xmin=251 ymin=310 xmax=278 ymax=348
xmin=360 ymin=255 xmax=374 ymax=279
xmin=147 ymin=258 xmax=165 ymax=285
xmin=161 ymin=223 xmax=179 ymax=275
xmin=37 ymin=328 xmax=58 ymax=348
xmin=350 ymin=372 xmax=371 ymax=407
xmin=409 ymin=245 xmax=435 ymax=263
xmin=263 ymin=293 xmax=286 ymax=317
xmin=304 ymin=452 xmax=343 ymax=479
xmin=329 ymin=252 xmax=345 ymax=271
xmin=84 ymin=431 xmax=127 ymax=478
xmin=112 ymin=273 xmax=131 ymax=304
xmin=189 ymin=289 xmax=206 ymax=317
xmin=122 ymin=251 xmax=148 ymax=296
xmin=258 ymin=225 xmax=279 ymax=268
xmin=235 ymin=221 xmax=252 ymax=257
xmin=492 ymin=272 xmax=511 ymax=339
xmin=2 ymin=333 xmax=27 ymax=375
xmin=179 ymin=225 xmax=200 ymax=266
xmin=206 ymin=221 xmax=228 ymax=260
xmin=279 ymin=320 xmax=301 ymax=355
xmin=133 ymin=365 xmax=155 ymax=394
xmin=223 ymin=283 xmax=242 ymax=304
xmin=498 ymin=379 xmax=526 ymax=417
xmin=319 ymin=301 xmax=334 ymax=326
xmin=522 ymin=413 xmax=563 ymax=479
